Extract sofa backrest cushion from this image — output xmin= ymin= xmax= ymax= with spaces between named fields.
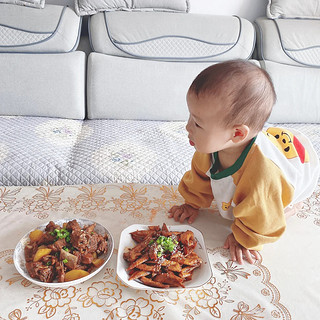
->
xmin=47 ymin=0 xmax=74 ymax=8
xmin=0 ymin=0 xmax=44 ymax=8
xmin=0 ymin=52 xmax=86 ymax=119
xmin=267 ymin=0 xmax=320 ymax=19
xmin=89 ymin=11 xmax=255 ymax=62
xmin=0 ymin=4 xmax=81 ymax=53
xmin=255 ymin=17 xmax=320 ymax=67
xmin=87 ymin=56 xmax=261 ymax=121
xmin=87 ymin=52 xmax=214 ymax=120
xmin=75 ymin=0 xmax=190 ymax=16
xmin=263 ymin=60 xmax=320 ymax=123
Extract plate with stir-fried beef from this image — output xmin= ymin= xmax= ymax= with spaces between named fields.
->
xmin=14 ymin=219 xmax=114 ymax=287
xmin=117 ymin=223 xmax=212 ymax=290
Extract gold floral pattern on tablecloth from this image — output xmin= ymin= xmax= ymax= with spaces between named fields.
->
xmin=213 ymin=260 xmax=250 ymax=282
xmin=110 ymin=185 xmax=150 ymax=218
xmin=114 ymin=298 xmax=154 ymax=320
xmin=2 ymin=183 xmax=318 ymax=319
xmin=208 ymin=248 xmax=291 ymax=319
xmin=231 ymin=302 xmax=265 ymax=320
xmin=0 ymin=188 xmax=21 ymax=212
xmin=297 ymin=183 xmax=320 ymax=226
xmin=34 ymin=287 xmax=79 ymax=318
xmin=67 ymin=185 xmax=108 ymax=219
xmin=21 ymin=186 xmax=65 ymax=219
xmin=78 ymin=281 xmax=122 ymax=308
xmin=6 ymin=273 xmax=32 ymax=288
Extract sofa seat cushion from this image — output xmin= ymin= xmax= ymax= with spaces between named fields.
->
xmin=255 ymin=17 xmax=320 ymax=67
xmin=0 ymin=4 xmax=81 ymax=52
xmin=89 ymin=11 xmax=255 ymax=61
xmin=0 ymin=117 xmax=194 ymax=186
xmin=0 ymin=116 xmax=319 ymax=186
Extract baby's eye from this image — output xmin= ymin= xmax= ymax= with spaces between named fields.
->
xmin=195 ymin=122 xmax=201 ymax=128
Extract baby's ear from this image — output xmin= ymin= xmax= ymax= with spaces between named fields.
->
xmin=231 ymin=125 xmax=250 ymax=143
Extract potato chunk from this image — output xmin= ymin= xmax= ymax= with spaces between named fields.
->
xmin=92 ymin=258 xmax=104 ymax=268
xmin=64 ymin=270 xmax=89 ymax=282
xmin=29 ymin=229 xmax=44 ymax=243
xmin=33 ymin=248 xmax=52 ymax=262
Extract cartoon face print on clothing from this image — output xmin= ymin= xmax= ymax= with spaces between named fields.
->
xmin=265 ymin=127 xmax=309 ymax=163
xmin=222 ymin=199 xmax=232 ymax=211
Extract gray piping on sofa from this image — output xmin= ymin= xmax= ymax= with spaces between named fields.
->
xmin=101 ymin=13 xmax=248 ymax=61
xmin=254 ymin=19 xmax=266 ymax=62
xmin=256 ymin=17 xmax=320 ymax=68
xmin=246 ymin=16 xmax=256 ymax=60
xmin=0 ymin=6 xmax=82 ymax=53
xmin=273 ymin=19 xmax=320 ymax=68
xmin=88 ymin=15 xmax=94 ymax=52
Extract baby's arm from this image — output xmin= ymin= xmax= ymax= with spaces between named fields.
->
xmin=228 ymin=155 xmax=291 ymax=261
xmin=169 ymin=152 xmax=213 ymax=224
xmin=168 ymin=204 xmax=199 ymax=224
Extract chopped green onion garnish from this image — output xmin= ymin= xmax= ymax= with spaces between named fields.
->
xmin=156 ymin=236 xmax=177 ymax=252
xmin=155 ymin=236 xmax=178 ymax=258
xmin=51 ymin=228 xmax=71 ymax=242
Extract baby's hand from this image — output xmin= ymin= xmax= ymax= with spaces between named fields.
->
xmin=223 ymin=233 xmax=260 ymax=265
xmin=168 ymin=204 xmax=199 ymax=224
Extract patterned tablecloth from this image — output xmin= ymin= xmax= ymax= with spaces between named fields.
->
xmin=0 ymin=183 xmax=319 ymax=320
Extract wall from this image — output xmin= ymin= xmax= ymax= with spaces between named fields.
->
xmin=190 ymin=0 xmax=268 ymax=21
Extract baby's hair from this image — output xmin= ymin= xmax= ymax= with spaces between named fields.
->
xmin=188 ymin=60 xmax=276 ymax=132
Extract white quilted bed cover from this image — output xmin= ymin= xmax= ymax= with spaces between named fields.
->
xmin=0 ymin=116 xmax=319 ymax=186
xmin=0 ymin=116 xmax=193 ymax=185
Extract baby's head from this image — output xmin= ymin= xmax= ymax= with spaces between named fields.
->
xmin=186 ymin=60 xmax=276 ymax=153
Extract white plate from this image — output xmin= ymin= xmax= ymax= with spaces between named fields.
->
xmin=14 ymin=218 xmax=114 ymax=288
xmin=117 ymin=224 xmax=212 ymax=291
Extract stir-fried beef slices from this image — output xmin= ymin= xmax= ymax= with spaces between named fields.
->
xmin=24 ymin=220 xmax=109 ymax=283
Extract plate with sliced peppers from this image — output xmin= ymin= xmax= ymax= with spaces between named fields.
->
xmin=14 ymin=218 xmax=114 ymax=287
xmin=117 ymin=223 xmax=212 ymax=290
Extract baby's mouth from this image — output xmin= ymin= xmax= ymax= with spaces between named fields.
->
xmin=189 ymin=139 xmax=195 ymax=146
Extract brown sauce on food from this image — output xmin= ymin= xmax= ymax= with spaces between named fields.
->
xmin=25 ymin=220 xmax=108 ymax=283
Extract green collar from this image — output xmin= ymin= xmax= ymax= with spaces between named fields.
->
xmin=210 ymin=137 xmax=256 ymax=180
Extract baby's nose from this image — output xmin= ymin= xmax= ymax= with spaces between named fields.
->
xmin=186 ymin=119 xmax=191 ymax=132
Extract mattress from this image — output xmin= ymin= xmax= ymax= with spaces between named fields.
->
xmin=0 ymin=116 xmax=319 ymax=186
xmin=0 ymin=116 xmax=193 ymax=185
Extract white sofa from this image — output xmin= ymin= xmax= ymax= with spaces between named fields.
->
xmin=0 ymin=3 xmax=85 ymax=119
xmin=255 ymin=16 xmax=320 ymax=123
xmin=0 ymin=0 xmax=319 ymax=186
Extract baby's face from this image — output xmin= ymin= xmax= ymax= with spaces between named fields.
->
xmin=186 ymin=92 xmax=234 ymax=154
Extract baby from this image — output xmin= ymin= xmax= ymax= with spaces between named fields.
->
xmin=169 ymin=60 xmax=319 ymax=264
